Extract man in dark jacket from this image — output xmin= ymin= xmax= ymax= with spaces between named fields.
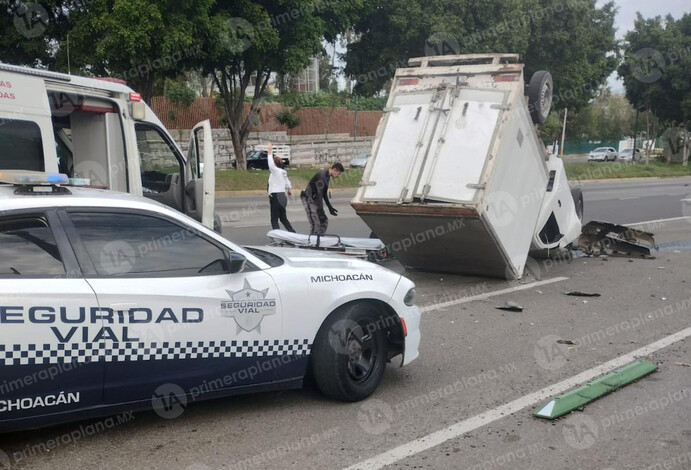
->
xmin=301 ymin=162 xmax=344 ymax=235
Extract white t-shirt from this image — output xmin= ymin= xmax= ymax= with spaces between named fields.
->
xmin=267 ymin=155 xmax=292 ymax=194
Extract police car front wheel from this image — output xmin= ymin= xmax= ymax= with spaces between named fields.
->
xmin=311 ymin=303 xmax=387 ymax=401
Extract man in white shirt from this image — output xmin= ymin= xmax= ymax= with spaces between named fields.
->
xmin=267 ymin=145 xmax=295 ymax=232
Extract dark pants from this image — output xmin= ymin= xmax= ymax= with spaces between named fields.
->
xmin=301 ymin=195 xmax=328 ymax=235
xmin=269 ymin=193 xmax=295 ymax=232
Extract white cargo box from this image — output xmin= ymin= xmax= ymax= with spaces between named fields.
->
xmin=352 ymin=54 xmax=581 ymax=278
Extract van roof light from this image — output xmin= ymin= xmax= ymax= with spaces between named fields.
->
xmin=94 ymin=77 xmax=128 ymax=86
xmin=0 ymin=170 xmax=69 ymax=185
xmin=0 ymin=63 xmax=72 ymax=81
xmin=129 ymin=92 xmax=142 ymax=102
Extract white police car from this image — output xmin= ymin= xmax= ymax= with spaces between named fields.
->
xmin=0 ymin=171 xmax=420 ymax=431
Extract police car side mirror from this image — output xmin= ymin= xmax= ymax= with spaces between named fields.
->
xmin=228 ymin=251 xmax=247 ymax=274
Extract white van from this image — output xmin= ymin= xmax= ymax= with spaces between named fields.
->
xmin=0 ymin=63 xmax=217 ymax=230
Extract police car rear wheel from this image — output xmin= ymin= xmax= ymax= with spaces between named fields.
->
xmin=311 ymin=303 xmax=387 ymax=401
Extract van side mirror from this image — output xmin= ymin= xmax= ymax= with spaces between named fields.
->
xmin=228 ymin=251 xmax=247 ymax=274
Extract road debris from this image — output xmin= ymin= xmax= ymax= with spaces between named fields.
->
xmin=534 ymin=360 xmax=658 ymax=419
xmin=556 ymin=339 xmax=576 ymax=345
xmin=676 ymin=362 xmax=690 ymax=368
xmin=496 ymin=301 xmax=523 ymax=312
xmin=565 ymin=291 xmax=601 ymax=297
xmin=578 ymin=221 xmax=656 ymax=258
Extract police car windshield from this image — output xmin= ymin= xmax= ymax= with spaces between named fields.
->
xmin=243 ymin=247 xmax=284 ymax=267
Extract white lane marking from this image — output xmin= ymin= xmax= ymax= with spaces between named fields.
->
xmin=618 ymin=196 xmax=640 ymax=200
xmin=420 ymin=277 xmax=568 ymax=313
xmin=344 ymin=326 xmax=691 ymax=470
xmin=624 ymin=216 xmax=691 ymax=227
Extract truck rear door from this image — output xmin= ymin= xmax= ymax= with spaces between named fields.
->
xmin=415 ymin=88 xmax=507 ymax=203
xmin=361 ymin=88 xmax=446 ymax=203
xmin=0 ymin=72 xmax=57 ymax=173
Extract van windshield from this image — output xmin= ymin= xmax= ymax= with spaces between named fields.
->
xmin=0 ymin=119 xmax=44 ymax=171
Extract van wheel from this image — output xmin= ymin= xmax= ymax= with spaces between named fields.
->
xmin=311 ymin=303 xmax=387 ymax=401
xmin=570 ymin=187 xmax=584 ymax=221
xmin=527 ymin=71 xmax=553 ymax=125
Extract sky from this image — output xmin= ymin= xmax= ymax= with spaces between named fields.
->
xmin=602 ymin=0 xmax=689 ymax=92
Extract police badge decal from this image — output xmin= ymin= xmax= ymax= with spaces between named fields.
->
xmin=220 ymin=280 xmax=276 ymax=333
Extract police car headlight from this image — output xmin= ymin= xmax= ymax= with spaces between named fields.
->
xmin=404 ymin=288 xmax=416 ymax=306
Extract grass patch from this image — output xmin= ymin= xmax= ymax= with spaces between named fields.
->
xmin=565 ymin=161 xmax=691 ymax=181
xmin=215 ymin=167 xmax=364 ymax=191
xmin=216 ymin=162 xmax=690 ymax=191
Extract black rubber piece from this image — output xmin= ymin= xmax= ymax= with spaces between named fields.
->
xmin=570 ymin=187 xmax=584 ymax=221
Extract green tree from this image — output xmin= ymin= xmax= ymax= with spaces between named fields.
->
xmin=618 ymin=13 xmax=691 ymax=125
xmin=345 ymin=0 xmax=617 ymax=112
xmin=0 ymin=0 xmax=70 ymax=67
xmin=67 ymin=0 xmax=213 ymax=101
xmin=275 ymin=107 xmax=301 ymax=142
xmin=165 ymin=78 xmax=197 ymax=108
xmin=619 ymin=13 xmax=691 ymax=164
xmin=199 ymin=1 xmax=363 ymax=170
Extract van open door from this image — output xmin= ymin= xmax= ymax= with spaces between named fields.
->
xmin=185 ymin=120 xmax=215 ymax=229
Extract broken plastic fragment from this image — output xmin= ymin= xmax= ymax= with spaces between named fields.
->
xmin=496 ymin=301 xmax=523 ymax=312
xmin=565 ymin=291 xmax=601 ymax=297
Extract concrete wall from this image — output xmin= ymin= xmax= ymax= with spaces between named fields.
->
xmin=169 ymin=129 xmax=375 ymax=168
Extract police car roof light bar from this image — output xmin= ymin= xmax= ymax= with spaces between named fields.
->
xmin=0 ymin=170 xmax=69 ymax=186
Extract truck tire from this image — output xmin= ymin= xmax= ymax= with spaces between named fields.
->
xmin=311 ymin=302 xmax=387 ymax=401
xmin=570 ymin=187 xmax=584 ymax=221
xmin=527 ymin=71 xmax=553 ymax=125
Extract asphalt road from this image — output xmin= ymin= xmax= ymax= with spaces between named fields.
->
xmin=1 ymin=177 xmax=690 ymax=470
xmin=217 ymin=177 xmax=691 ymax=244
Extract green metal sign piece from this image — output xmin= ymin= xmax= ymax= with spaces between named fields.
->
xmin=534 ymin=360 xmax=658 ymax=420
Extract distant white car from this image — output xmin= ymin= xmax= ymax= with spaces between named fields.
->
xmin=618 ymin=148 xmax=640 ymax=162
xmin=587 ymin=147 xmax=618 ymax=162
xmin=350 ymin=152 xmax=371 ymax=169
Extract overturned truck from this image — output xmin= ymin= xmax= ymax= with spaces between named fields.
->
xmin=351 ymin=54 xmax=583 ymax=279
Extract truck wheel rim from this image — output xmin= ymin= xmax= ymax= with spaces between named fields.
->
xmin=540 ymin=82 xmax=553 ymax=116
xmin=346 ymin=322 xmax=376 ymax=383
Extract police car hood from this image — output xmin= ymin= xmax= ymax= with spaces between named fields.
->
xmin=246 ymin=245 xmax=396 ymax=273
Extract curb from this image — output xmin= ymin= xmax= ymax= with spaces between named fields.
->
xmin=217 ymin=176 xmax=691 ymax=195
xmin=574 ymin=175 xmax=691 ymax=185
xmin=217 ymin=187 xmax=358 ymax=197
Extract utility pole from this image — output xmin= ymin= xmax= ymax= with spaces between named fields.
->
xmin=353 ymin=94 xmax=359 ymax=142
xmin=560 ymin=108 xmax=568 ymax=158
xmin=633 ymin=106 xmax=640 ymax=163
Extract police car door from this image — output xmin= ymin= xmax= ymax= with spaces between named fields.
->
xmin=61 ymin=209 xmax=286 ymax=407
xmin=0 ymin=211 xmax=104 ymax=428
